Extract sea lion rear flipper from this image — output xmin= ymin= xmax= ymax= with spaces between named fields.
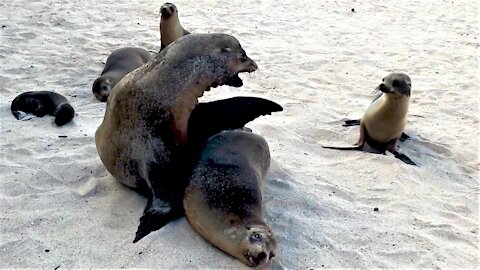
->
xmin=343 ymin=119 xmax=361 ymax=127
xmin=321 ymin=145 xmax=363 ymax=151
xmin=188 ymin=97 xmax=283 ymax=144
xmin=133 ymin=199 xmax=183 ymax=243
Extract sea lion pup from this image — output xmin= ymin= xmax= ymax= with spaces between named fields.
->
xmin=95 ymin=33 xmax=283 ymax=242
xmin=159 ymin=2 xmax=190 ymax=51
xmin=92 ymin=47 xmax=153 ymax=102
xmin=322 ymin=73 xmax=416 ymax=165
xmin=184 ymin=130 xmax=277 ymax=267
xmin=11 ymin=91 xmax=75 ymax=126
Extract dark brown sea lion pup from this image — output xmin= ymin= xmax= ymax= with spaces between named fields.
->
xmin=159 ymin=2 xmax=190 ymax=51
xmin=94 ymin=33 xmax=283 ymax=242
xmin=92 ymin=47 xmax=153 ymax=102
xmin=11 ymin=91 xmax=75 ymax=126
xmin=184 ymin=130 xmax=277 ymax=267
xmin=322 ymin=73 xmax=416 ymax=165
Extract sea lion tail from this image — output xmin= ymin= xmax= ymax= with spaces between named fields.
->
xmin=53 ymin=103 xmax=75 ymax=126
xmin=188 ymin=96 xmax=283 ymax=144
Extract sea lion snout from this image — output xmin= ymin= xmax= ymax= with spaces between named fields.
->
xmin=160 ymin=3 xmax=177 ymax=18
xmin=240 ymin=228 xmax=277 ymax=267
xmin=377 ymin=83 xmax=392 ymax=93
xmin=380 ymin=73 xmax=412 ymax=96
xmin=92 ymin=77 xmax=112 ymax=102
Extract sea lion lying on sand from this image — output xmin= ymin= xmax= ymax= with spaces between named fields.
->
xmin=184 ymin=130 xmax=277 ymax=267
xmin=322 ymin=73 xmax=416 ymax=165
xmin=92 ymin=47 xmax=153 ymax=102
xmin=11 ymin=91 xmax=75 ymax=126
xmin=95 ymin=33 xmax=283 ymax=242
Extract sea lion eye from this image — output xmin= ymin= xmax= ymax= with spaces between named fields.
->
xmin=221 ymin=47 xmax=231 ymax=52
xmin=392 ymin=79 xmax=400 ymax=87
xmin=382 ymin=78 xmax=385 ymax=82
xmin=250 ymin=233 xmax=262 ymax=242
xmin=240 ymin=52 xmax=248 ymax=61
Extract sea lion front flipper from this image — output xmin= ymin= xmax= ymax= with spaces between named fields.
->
xmin=391 ymin=150 xmax=417 ymax=166
xmin=385 ymin=138 xmax=416 ymax=165
xmin=187 ymin=97 xmax=283 ymax=145
xmin=133 ymin=198 xmax=183 ymax=243
xmin=399 ymin=133 xmax=410 ymax=141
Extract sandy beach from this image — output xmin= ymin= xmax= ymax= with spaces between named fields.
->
xmin=0 ymin=0 xmax=478 ymax=268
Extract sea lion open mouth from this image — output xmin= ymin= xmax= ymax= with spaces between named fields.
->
xmin=224 ymin=74 xmax=244 ymax=87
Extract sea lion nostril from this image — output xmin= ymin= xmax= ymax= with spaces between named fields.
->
xmin=258 ymin=252 xmax=267 ymax=260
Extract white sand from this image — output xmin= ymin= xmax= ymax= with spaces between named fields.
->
xmin=0 ymin=0 xmax=478 ymax=268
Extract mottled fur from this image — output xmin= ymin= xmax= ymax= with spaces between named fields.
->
xmin=184 ymin=130 xmax=277 ymax=267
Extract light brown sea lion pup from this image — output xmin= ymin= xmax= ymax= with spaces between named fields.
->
xmin=184 ymin=130 xmax=277 ymax=267
xmin=95 ymin=33 xmax=283 ymax=242
xmin=159 ymin=2 xmax=190 ymax=51
xmin=322 ymin=73 xmax=416 ymax=165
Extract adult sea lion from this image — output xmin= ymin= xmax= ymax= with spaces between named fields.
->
xmin=322 ymin=73 xmax=416 ymax=165
xmin=95 ymin=33 xmax=283 ymax=242
xmin=184 ymin=130 xmax=277 ymax=267
xmin=159 ymin=2 xmax=190 ymax=51
xmin=11 ymin=91 xmax=75 ymax=126
xmin=92 ymin=47 xmax=153 ymax=102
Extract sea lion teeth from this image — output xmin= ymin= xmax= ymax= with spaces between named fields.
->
xmin=96 ymin=34 xmax=285 ymax=242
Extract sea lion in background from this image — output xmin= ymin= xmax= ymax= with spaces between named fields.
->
xmin=184 ymin=130 xmax=277 ymax=267
xmin=322 ymin=73 xmax=416 ymax=165
xmin=11 ymin=91 xmax=75 ymax=126
xmin=92 ymin=47 xmax=153 ymax=102
xmin=159 ymin=2 xmax=190 ymax=51
xmin=95 ymin=33 xmax=283 ymax=242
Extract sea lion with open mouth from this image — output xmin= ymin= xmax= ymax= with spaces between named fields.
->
xmin=95 ymin=33 xmax=283 ymax=242
xmin=322 ymin=73 xmax=416 ymax=165
xmin=184 ymin=130 xmax=278 ymax=267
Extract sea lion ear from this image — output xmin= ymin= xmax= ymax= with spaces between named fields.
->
xmin=221 ymin=47 xmax=231 ymax=52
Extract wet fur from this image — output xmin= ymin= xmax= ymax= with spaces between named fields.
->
xmin=11 ymin=91 xmax=75 ymax=126
xmin=95 ymin=33 xmax=279 ymax=242
xmin=184 ymin=130 xmax=277 ymax=267
xmin=92 ymin=47 xmax=153 ymax=102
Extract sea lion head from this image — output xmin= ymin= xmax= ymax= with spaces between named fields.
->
xmin=92 ymin=76 xmax=113 ymax=102
xmin=158 ymin=33 xmax=258 ymax=88
xmin=377 ymin=73 xmax=411 ymax=97
xmin=160 ymin=2 xmax=178 ymax=19
xmin=239 ymin=225 xmax=277 ymax=267
xmin=199 ymin=33 xmax=258 ymax=88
